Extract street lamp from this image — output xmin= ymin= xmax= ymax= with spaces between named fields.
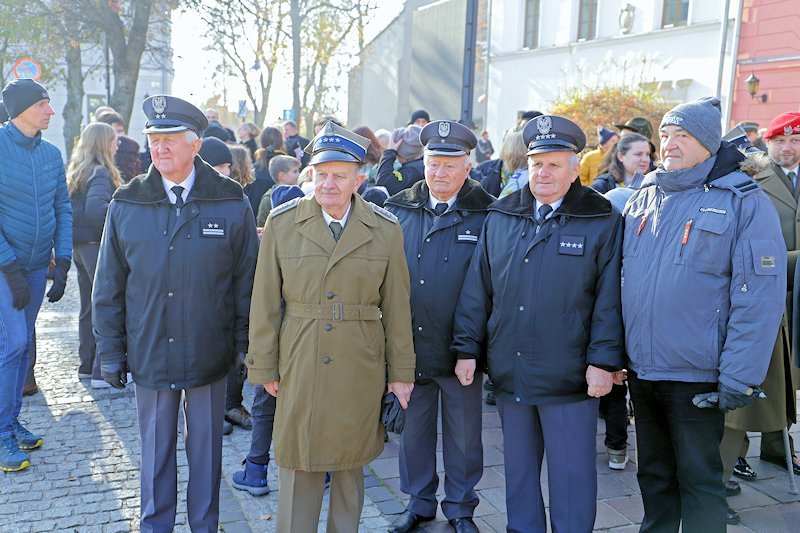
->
xmin=745 ymin=72 xmax=767 ymax=103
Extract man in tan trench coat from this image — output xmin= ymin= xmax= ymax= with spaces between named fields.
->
xmin=246 ymin=122 xmax=416 ymax=532
xmin=721 ymin=113 xmax=800 ymax=504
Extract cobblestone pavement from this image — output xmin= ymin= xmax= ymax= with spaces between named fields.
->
xmin=2 ymin=271 xmax=800 ymax=532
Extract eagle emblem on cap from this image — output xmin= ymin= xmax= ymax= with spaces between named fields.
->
xmin=438 ymin=121 xmax=451 ymax=138
xmin=537 ymin=116 xmax=552 ymax=135
xmin=785 ymin=126 xmax=794 ymax=136
xmin=152 ymin=96 xmax=167 ymax=115
xmin=325 ymin=122 xmax=335 ymax=135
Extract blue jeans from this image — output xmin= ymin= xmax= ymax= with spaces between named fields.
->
xmin=0 ymin=268 xmax=47 ymax=438
xmin=248 ymin=385 xmax=276 ymax=464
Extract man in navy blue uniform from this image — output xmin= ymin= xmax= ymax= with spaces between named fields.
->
xmin=384 ymin=120 xmax=494 ymax=533
xmin=452 ymin=115 xmax=624 ymax=532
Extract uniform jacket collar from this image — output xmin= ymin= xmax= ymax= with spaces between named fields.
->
xmin=114 ymin=156 xmax=244 ymax=204
xmin=385 ymin=178 xmax=495 ymax=212
xmin=489 ymin=179 xmax=612 ymax=219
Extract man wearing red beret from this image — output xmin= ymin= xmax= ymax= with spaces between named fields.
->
xmin=722 ymin=112 xmax=800 ymax=492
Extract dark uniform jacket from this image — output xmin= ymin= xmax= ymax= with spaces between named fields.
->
xmin=452 ymin=180 xmax=625 ymax=405
xmin=385 ymin=179 xmax=495 ymax=380
xmin=93 ymin=157 xmax=259 ymax=390
xmin=476 ymin=158 xmax=504 ymax=197
xmin=376 ymin=149 xmax=425 ymax=196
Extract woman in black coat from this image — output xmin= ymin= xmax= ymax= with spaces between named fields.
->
xmin=244 ymin=126 xmax=284 ymax=215
xmin=591 ymin=133 xmax=650 ymax=194
xmin=67 ymin=122 xmax=123 ymax=388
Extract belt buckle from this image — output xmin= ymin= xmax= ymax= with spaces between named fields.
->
xmin=332 ymin=302 xmax=344 ymax=321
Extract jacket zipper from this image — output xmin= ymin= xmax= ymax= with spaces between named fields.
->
xmin=29 ymin=151 xmax=40 ymax=267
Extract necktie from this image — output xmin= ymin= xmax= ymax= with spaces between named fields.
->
xmin=329 ymin=221 xmax=343 ymax=242
xmin=434 ymin=202 xmax=448 ymax=216
xmin=171 ymin=186 xmax=185 ymax=210
xmin=789 ymin=171 xmax=797 ymax=190
xmin=536 ymin=204 xmax=552 ymax=234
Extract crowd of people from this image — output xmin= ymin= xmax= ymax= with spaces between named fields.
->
xmin=0 ymin=75 xmax=799 ymax=533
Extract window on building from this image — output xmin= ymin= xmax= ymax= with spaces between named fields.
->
xmin=523 ymin=0 xmax=540 ymax=49
xmin=662 ymin=0 xmax=689 ymax=28
xmin=577 ymin=0 xmax=598 ymax=41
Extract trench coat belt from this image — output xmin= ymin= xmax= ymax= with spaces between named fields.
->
xmin=284 ymin=302 xmax=383 ymax=321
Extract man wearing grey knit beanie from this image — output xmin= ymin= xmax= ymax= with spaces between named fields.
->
xmin=620 ymin=97 xmax=786 ymax=530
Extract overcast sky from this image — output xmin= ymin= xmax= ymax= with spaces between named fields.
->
xmin=171 ymin=1 xmax=404 ymax=124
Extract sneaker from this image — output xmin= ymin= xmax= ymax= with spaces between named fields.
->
xmin=607 ymin=446 xmax=628 ymax=470
xmin=225 ymin=406 xmax=253 ymax=429
xmin=231 ymin=458 xmax=270 ymax=496
xmin=13 ymin=420 xmax=42 ymax=451
xmin=223 ymin=420 xmax=233 ymax=435
xmin=78 ymin=372 xmax=92 ymax=380
xmin=733 ymin=457 xmax=757 ymax=480
xmin=91 ymin=379 xmax=111 ymax=389
xmin=0 ymin=433 xmax=30 ymax=472
xmin=725 ymin=480 xmax=741 ymax=497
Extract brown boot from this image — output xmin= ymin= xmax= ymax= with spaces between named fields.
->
xmin=22 ymin=381 xmax=39 ymax=396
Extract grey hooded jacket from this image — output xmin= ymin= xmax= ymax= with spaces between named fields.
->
xmin=622 ymin=144 xmax=786 ymax=392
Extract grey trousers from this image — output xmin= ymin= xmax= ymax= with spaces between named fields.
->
xmin=398 ymin=374 xmax=483 ymax=519
xmin=277 ymin=467 xmax=364 ymax=533
xmin=73 ymin=243 xmax=101 ymax=378
xmin=135 ymin=376 xmax=226 ymax=533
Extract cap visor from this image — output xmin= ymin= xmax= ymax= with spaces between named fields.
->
xmin=424 ymin=148 xmax=467 ymax=157
xmin=309 ymin=150 xmax=361 ymax=165
xmin=143 ymin=124 xmax=190 ymax=134
xmin=527 ymin=146 xmax=577 ymax=156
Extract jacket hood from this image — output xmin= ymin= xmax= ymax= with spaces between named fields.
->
xmin=385 ymin=178 xmax=495 ymax=212
xmin=114 ymin=156 xmax=244 ymax=204
xmin=489 ymin=178 xmax=613 ymax=218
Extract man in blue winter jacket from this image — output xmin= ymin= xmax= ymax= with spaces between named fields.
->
xmin=622 ymin=97 xmax=786 ymax=532
xmin=0 ymin=79 xmax=72 ymax=472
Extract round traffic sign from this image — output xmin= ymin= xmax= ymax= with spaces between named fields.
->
xmin=13 ymin=58 xmax=42 ymax=81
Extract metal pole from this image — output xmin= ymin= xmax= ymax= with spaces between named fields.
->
xmin=782 ymin=428 xmax=798 ymax=494
xmin=461 ymin=0 xmax=479 ymax=128
xmin=715 ymin=0 xmax=731 ymax=99
xmin=723 ymin=0 xmax=744 ymax=127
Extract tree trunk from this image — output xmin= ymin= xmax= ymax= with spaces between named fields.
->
xmin=290 ymin=0 xmax=302 ymax=133
xmin=62 ymin=40 xmax=84 ymax=160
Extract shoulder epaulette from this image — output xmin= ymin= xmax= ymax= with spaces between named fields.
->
xmin=270 ymin=197 xmax=301 ymax=217
xmin=370 ymin=202 xmax=399 ymax=223
xmin=708 ymin=174 xmax=761 ymax=197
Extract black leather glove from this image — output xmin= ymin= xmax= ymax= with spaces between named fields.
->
xmin=235 ymin=352 xmax=248 ymax=384
xmin=101 ymin=362 xmax=127 ymax=389
xmin=717 ymin=383 xmax=758 ymax=412
xmin=1 ymin=261 xmax=30 ymax=310
xmin=46 ymin=257 xmax=71 ymax=303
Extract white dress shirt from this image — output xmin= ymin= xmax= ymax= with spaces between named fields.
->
xmin=782 ymin=165 xmax=800 ymax=188
xmin=322 ymin=202 xmax=353 ymax=229
xmin=534 ymin=197 xmax=564 ymax=221
xmin=429 ymin=192 xmax=457 ymax=213
xmin=162 ymin=167 xmax=196 ymax=205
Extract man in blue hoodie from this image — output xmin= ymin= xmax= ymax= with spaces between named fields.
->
xmin=0 ymin=79 xmax=72 ymax=472
xmin=622 ymin=97 xmax=785 ymax=531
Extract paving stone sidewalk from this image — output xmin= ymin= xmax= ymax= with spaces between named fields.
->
xmin=2 ymin=271 xmax=800 ymax=532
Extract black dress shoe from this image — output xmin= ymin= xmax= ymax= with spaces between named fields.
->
xmin=733 ymin=457 xmax=757 ymax=480
xmin=485 ymin=391 xmax=496 ymax=405
xmin=449 ymin=517 xmax=479 ymax=533
xmin=726 ymin=506 xmax=741 ymax=525
xmin=760 ymin=453 xmax=800 ymax=475
xmin=388 ymin=510 xmax=434 ymax=533
xmin=725 ymin=480 xmax=741 ymax=497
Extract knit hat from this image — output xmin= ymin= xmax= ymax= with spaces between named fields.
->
xmin=0 ymin=101 xmax=7 ymax=123
xmin=660 ymin=97 xmax=722 ymax=155
xmin=271 ymin=185 xmax=304 ymax=207
xmin=409 ymin=109 xmax=430 ymax=125
xmin=598 ymin=126 xmax=617 ymax=146
xmin=199 ymin=137 xmax=232 ymax=167
xmin=1 ymin=79 xmax=49 ymax=119
xmin=203 ymin=124 xmax=232 ymax=142
xmin=391 ymin=125 xmax=424 ymax=161
xmin=764 ymin=113 xmax=800 ymax=140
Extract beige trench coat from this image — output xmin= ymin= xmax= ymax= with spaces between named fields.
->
xmin=247 ymin=194 xmax=416 ymax=471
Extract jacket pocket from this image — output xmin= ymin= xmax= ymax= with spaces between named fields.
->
xmin=673 ymin=211 xmax=731 ymax=274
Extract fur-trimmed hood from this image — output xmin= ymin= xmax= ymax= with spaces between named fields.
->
xmin=490 ymin=178 xmax=613 ymax=218
xmin=114 ymin=155 xmax=244 ymax=204
xmin=384 ymin=178 xmax=495 ymax=212
xmin=708 ymin=141 xmax=771 ymax=181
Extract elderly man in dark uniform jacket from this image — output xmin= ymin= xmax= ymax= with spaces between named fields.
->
xmin=452 ymin=115 xmax=625 ymax=532
xmin=384 ymin=120 xmax=494 ymax=533
xmin=92 ymin=95 xmax=259 ymax=532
